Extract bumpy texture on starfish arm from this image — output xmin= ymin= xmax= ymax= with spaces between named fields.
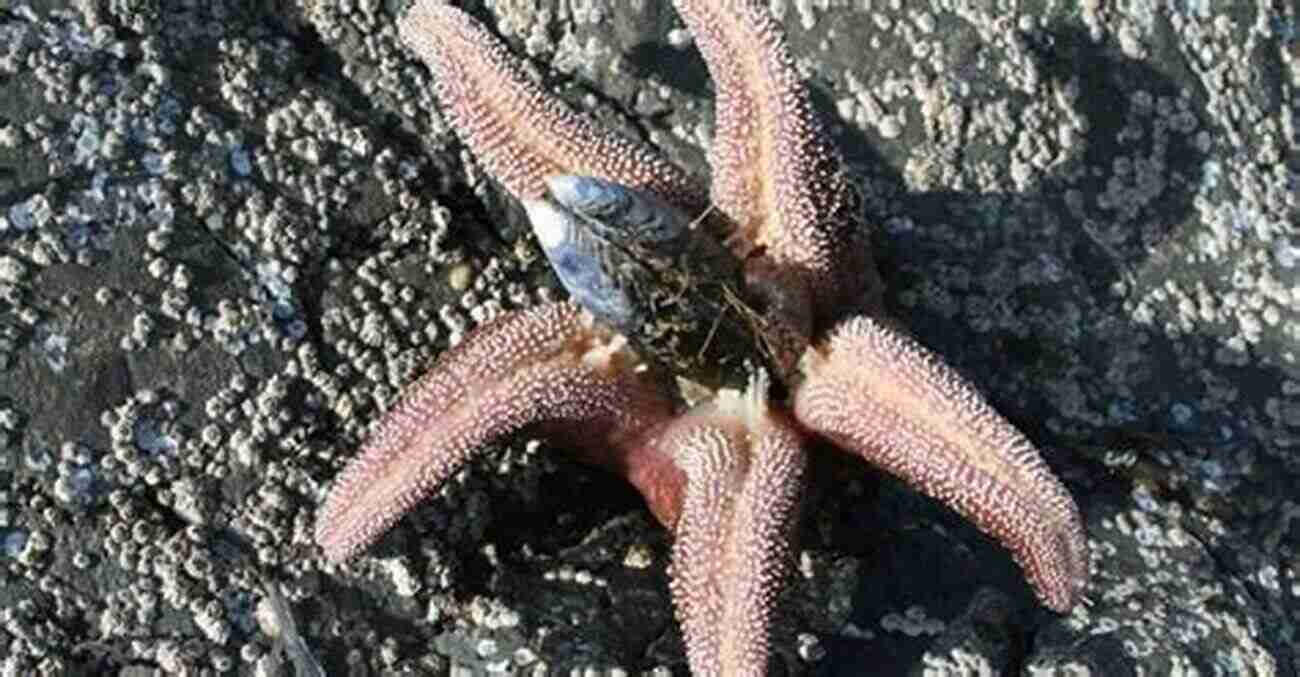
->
xmin=671 ymin=0 xmax=881 ymax=323
xmin=315 ymin=302 xmax=684 ymax=562
xmin=397 ymin=3 xmax=706 ymax=211
xmin=665 ymin=379 xmax=806 ymax=676
xmin=793 ymin=316 xmax=1090 ymax=612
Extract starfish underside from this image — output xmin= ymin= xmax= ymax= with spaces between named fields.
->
xmin=317 ymin=1 xmax=1090 ymax=674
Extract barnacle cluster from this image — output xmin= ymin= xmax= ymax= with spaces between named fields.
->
xmin=0 ymin=0 xmax=1295 ymax=674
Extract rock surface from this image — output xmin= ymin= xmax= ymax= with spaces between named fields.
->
xmin=0 ymin=0 xmax=1296 ymax=674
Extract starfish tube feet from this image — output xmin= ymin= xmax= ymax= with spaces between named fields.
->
xmin=742 ymin=256 xmax=815 ymax=378
xmin=793 ymin=316 xmax=1089 ymax=612
xmin=315 ymin=302 xmax=684 ymax=562
xmin=662 ymin=373 xmax=807 ymax=676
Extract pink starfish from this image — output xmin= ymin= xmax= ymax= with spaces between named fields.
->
xmin=316 ymin=1 xmax=1089 ymax=673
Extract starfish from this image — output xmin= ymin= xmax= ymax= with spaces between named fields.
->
xmin=316 ymin=1 xmax=1090 ymax=674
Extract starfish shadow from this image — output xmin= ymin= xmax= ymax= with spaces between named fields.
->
xmin=811 ymin=22 xmax=1289 ymax=675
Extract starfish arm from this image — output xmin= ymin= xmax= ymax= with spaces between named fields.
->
xmin=398 ymin=2 xmax=706 ymax=212
xmin=663 ymin=377 xmax=806 ymax=676
xmin=315 ymin=302 xmax=684 ymax=562
xmin=670 ymin=0 xmax=882 ymax=324
xmin=792 ymin=316 xmax=1089 ymax=612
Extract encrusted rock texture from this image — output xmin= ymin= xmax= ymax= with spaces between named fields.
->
xmin=0 ymin=0 xmax=1296 ymax=675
